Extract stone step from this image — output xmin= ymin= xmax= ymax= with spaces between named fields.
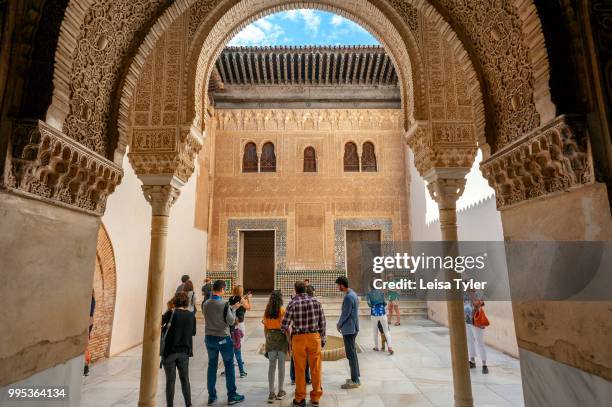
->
xmin=246 ymin=300 xmax=428 ymax=317
xmin=198 ymin=297 xmax=428 ymax=318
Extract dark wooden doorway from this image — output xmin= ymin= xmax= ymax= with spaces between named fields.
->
xmin=346 ymin=230 xmax=381 ymax=295
xmin=242 ymin=231 xmax=275 ymax=295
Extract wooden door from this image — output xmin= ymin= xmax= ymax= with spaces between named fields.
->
xmin=346 ymin=230 xmax=381 ymax=295
xmin=242 ymin=231 xmax=275 ymax=294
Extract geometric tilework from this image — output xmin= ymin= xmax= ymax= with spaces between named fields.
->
xmin=276 ymin=269 xmax=346 ymax=297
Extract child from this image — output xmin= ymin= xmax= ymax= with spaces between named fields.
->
xmin=230 ymin=323 xmax=246 ymax=378
xmin=262 ymin=290 xmax=288 ymax=403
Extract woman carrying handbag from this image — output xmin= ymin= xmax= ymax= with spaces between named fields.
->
xmin=464 ymin=286 xmax=489 ymax=374
xmin=161 ymin=292 xmax=196 ymax=406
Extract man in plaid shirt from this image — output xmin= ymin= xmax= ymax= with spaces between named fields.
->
xmin=281 ymin=281 xmax=326 ymax=407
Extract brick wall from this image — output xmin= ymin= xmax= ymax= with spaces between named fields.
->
xmin=89 ymin=224 xmax=117 ymax=362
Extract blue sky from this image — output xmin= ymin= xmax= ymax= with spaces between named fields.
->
xmin=228 ymin=10 xmax=380 ymax=47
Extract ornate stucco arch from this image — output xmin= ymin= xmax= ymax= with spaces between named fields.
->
xmin=46 ymin=0 xmax=554 ymax=168
xmin=183 ymin=0 xmax=424 ymax=135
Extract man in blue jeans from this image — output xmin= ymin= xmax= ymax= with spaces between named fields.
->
xmin=335 ymin=276 xmax=361 ymax=389
xmin=202 ymin=280 xmax=246 ymax=405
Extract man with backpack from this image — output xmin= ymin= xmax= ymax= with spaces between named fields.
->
xmin=202 ymin=280 xmax=246 ymax=405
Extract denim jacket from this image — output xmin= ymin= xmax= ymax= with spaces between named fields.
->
xmin=337 ymin=289 xmax=359 ymax=335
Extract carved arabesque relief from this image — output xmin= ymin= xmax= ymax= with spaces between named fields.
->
xmin=215 ymin=109 xmax=403 ymax=132
xmin=406 ymin=121 xmax=477 ymax=176
xmin=433 ymin=0 xmax=542 ymax=149
xmin=49 ymin=0 xmax=553 ymax=183
xmin=4 ymin=120 xmax=123 ymax=216
xmin=62 ymin=0 xmax=174 ymax=157
xmin=128 ymin=127 xmax=203 ymax=182
xmin=127 ymin=0 xmax=481 ymax=181
xmin=480 ymin=115 xmax=594 ymax=209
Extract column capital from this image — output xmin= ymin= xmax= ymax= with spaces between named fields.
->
xmin=141 ymin=184 xmax=181 ymax=216
xmin=405 ymin=120 xmax=477 ymax=178
xmin=128 ymin=126 xmax=204 ymax=184
xmin=424 ymin=168 xmax=470 ymax=210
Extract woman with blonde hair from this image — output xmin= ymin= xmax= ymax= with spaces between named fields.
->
xmin=182 ymin=280 xmax=196 ymax=315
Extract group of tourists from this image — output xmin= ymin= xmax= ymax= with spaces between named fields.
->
xmin=159 ymin=275 xmax=490 ymax=406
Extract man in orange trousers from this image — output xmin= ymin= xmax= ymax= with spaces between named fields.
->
xmin=281 ymin=281 xmax=326 ymax=407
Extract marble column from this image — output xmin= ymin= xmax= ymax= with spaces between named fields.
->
xmin=138 ymin=184 xmax=181 ymax=407
xmin=425 ymin=168 xmax=473 ymax=407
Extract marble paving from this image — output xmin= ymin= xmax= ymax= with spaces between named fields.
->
xmin=82 ymin=317 xmax=524 ymax=406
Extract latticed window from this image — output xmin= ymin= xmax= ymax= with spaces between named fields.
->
xmin=260 ymin=142 xmax=276 ymax=172
xmin=361 ymin=141 xmax=377 ymax=172
xmin=303 ymin=146 xmax=317 ymax=172
xmin=343 ymin=142 xmax=360 ymax=172
xmin=242 ymin=142 xmax=258 ymax=172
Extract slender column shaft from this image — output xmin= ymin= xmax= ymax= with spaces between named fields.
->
xmin=439 ymin=205 xmax=473 ymax=407
xmin=426 ymin=174 xmax=473 ymax=407
xmin=138 ymin=215 xmax=169 ymax=406
xmin=137 ymin=184 xmax=180 ymax=407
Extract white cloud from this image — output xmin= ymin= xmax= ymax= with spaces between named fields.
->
xmin=228 ymin=16 xmax=285 ymax=46
xmin=330 ymin=15 xmax=345 ymax=27
xmin=280 ymin=10 xmax=299 ymax=21
xmin=326 ymin=14 xmax=372 ymax=43
xmin=256 ymin=16 xmax=274 ymax=31
xmin=279 ymin=9 xmax=321 ymax=37
xmin=299 ymin=10 xmax=321 ymax=35
xmin=230 ymin=10 xmax=378 ymax=47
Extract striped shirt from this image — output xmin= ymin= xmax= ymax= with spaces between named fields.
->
xmin=281 ymin=293 xmax=326 ymax=344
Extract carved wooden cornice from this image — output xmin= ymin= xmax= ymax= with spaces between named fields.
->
xmin=128 ymin=127 xmax=203 ymax=183
xmin=215 ymin=45 xmax=398 ymax=87
xmin=3 ymin=120 xmax=123 ymax=216
xmin=215 ymin=109 xmax=403 ymax=132
xmin=406 ymin=121 xmax=477 ymax=177
xmin=480 ymin=115 xmax=594 ymax=209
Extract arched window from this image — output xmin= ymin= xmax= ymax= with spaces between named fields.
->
xmin=343 ymin=142 xmax=360 ymax=172
xmin=260 ymin=142 xmax=276 ymax=172
xmin=361 ymin=141 xmax=377 ymax=172
xmin=303 ymin=146 xmax=317 ymax=172
xmin=242 ymin=142 xmax=258 ymax=172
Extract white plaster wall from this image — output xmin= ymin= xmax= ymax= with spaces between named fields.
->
xmin=408 ymin=150 xmax=518 ymax=357
xmin=407 ymin=148 xmax=439 ymax=241
xmin=103 ymin=151 xmax=206 ymax=355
